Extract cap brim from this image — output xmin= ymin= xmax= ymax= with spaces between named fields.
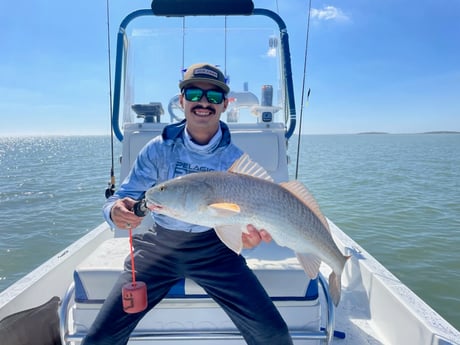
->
xmin=179 ymin=78 xmax=230 ymax=94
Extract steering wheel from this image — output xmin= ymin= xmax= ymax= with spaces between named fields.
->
xmin=167 ymin=94 xmax=184 ymax=122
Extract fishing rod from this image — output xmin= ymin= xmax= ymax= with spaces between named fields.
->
xmin=295 ymin=0 xmax=312 ymax=180
xmin=105 ymin=0 xmax=116 ymax=198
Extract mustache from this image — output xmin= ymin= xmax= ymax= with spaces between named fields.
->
xmin=191 ymin=105 xmax=215 ymax=114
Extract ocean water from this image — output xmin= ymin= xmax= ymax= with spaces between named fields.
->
xmin=0 ymin=134 xmax=459 ymax=329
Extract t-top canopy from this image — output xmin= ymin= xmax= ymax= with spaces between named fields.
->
xmin=151 ymin=0 xmax=254 ymax=16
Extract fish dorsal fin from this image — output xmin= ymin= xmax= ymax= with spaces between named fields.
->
xmin=229 ymin=154 xmax=274 ymax=182
xmin=214 ymin=225 xmax=245 ymax=254
xmin=280 ymin=180 xmax=330 ymax=232
xmin=208 ymin=203 xmax=241 ymax=217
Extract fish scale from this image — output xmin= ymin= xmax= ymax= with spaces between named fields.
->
xmin=197 ymin=172 xmax=340 ymax=260
xmin=145 ymin=155 xmax=350 ymax=306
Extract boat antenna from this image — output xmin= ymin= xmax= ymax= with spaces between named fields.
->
xmin=105 ymin=0 xmax=115 ymax=198
xmin=224 ymin=16 xmax=228 ymax=77
xmin=295 ymin=0 xmax=313 ymax=180
xmin=182 ymin=17 xmax=186 ymax=71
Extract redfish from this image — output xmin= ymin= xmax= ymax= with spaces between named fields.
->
xmin=146 ymin=154 xmax=350 ymax=306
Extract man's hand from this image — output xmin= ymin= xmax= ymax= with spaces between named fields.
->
xmin=242 ymin=224 xmax=272 ymax=249
xmin=110 ymin=197 xmax=143 ymax=230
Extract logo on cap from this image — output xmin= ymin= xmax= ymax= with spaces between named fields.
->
xmin=194 ymin=68 xmax=218 ymax=79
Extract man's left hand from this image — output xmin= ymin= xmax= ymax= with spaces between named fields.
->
xmin=242 ymin=224 xmax=272 ymax=249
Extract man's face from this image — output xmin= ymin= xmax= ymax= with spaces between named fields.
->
xmin=180 ymin=81 xmax=228 ymax=132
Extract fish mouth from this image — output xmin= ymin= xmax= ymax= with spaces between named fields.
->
xmin=146 ymin=201 xmax=181 ymax=218
xmin=146 ymin=201 xmax=163 ymax=212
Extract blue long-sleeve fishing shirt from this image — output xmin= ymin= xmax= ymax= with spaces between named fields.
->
xmin=103 ymin=120 xmax=243 ymax=232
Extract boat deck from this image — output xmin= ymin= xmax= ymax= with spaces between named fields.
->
xmin=2 ymin=221 xmax=459 ymax=344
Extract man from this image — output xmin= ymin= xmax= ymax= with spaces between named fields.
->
xmin=82 ymin=63 xmax=293 ymax=345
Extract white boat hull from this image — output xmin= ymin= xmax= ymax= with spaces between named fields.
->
xmin=1 ymin=219 xmax=459 ymax=344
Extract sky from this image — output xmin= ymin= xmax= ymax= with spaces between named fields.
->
xmin=0 ymin=0 xmax=459 ymax=136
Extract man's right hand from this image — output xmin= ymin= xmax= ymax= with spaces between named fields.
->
xmin=110 ymin=197 xmax=143 ymax=229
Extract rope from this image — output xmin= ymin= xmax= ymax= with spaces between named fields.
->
xmin=128 ymin=227 xmax=137 ymax=284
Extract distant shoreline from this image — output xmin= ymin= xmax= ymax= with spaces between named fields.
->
xmin=421 ymin=131 xmax=460 ymax=134
xmin=2 ymin=131 xmax=460 ymax=138
xmin=357 ymin=131 xmax=460 ymax=135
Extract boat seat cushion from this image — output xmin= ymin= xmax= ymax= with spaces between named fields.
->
xmin=74 ymin=238 xmax=318 ymax=304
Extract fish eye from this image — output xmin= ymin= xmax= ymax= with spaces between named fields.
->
xmin=159 ymin=185 xmax=166 ymax=192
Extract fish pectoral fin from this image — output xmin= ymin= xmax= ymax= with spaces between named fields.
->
xmin=214 ymin=225 xmax=244 ymax=254
xmin=208 ymin=203 xmax=241 ymax=217
xmin=296 ymin=253 xmax=321 ymax=280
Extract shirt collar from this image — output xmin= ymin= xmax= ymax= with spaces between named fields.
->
xmin=183 ymin=126 xmax=223 ymax=153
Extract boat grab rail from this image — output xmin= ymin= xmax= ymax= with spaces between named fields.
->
xmin=111 ymin=7 xmax=297 ymax=142
xmin=59 ymin=274 xmax=336 ymax=344
xmin=59 ymin=281 xmax=75 ymax=345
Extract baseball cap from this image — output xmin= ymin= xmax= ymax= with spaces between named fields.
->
xmin=179 ymin=63 xmax=229 ymax=94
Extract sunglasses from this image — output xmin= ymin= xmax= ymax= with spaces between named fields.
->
xmin=183 ymin=87 xmax=225 ymax=104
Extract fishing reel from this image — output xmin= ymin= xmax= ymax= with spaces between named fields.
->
xmin=133 ymin=199 xmax=149 ymax=217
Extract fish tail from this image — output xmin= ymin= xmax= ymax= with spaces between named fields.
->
xmin=328 ymin=255 xmax=351 ymax=306
xmin=328 ymin=271 xmax=341 ymax=307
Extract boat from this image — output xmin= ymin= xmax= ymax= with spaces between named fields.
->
xmin=1 ymin=1 xmax=459 ymax=344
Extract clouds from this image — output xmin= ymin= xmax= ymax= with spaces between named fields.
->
xmin=266 ymin=35 xmax=278 ymax=58
xmin=310 ymin=5 xmax=349 ymax=22
xmin=1 ymin=0 xmax=459 ymax=135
